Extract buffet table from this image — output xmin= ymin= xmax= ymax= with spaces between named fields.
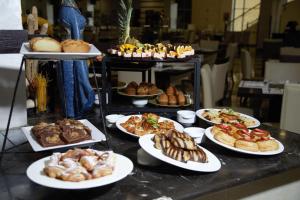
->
xmin=1 ymin=113 xmax=300 ymax=200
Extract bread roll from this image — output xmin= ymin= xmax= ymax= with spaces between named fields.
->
xmin=30 ymin=37 xmax=61 ymax=52
xmin=235 ymin=140 xmax=259 ymax=152
xmin=158 ymin=93 xmax=168 ymax=105
xmin=214 ymin=132 xmax=235 ymax=147
xmin=257 ymin=139 xmax=279 ymax=152
xmin=168 ymin=95 xmax=177 ymax=105
xmin=61 ymin=39 xmax=90 ymax=53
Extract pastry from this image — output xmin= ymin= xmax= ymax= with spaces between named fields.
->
xmin=61 ymin=39 xmax=90 ymax=53
xmin=125 ymin=86 xmax=136 ymax=95
xmin=211 ymin=124 xmax=279 ymax=152
xmin=177 ymin=93 xmax=186 ymax=105
xmin=235 ymin=140 xmax=259 ymax=152
xmin=152 ymin=133 xmax=207 ymax=163
xmin=137 ymin=86 xmax=149 ymax=95
xmin=44 ymin=149 xmax=115 ymax=182
xmin=168 ymin=95 xmax=177 ymax=105
xmin=30 ymin=37 xmax=62 ymax=52
xmin=148 ymin=84 xmax=158 ymax=94
xmin=214 ymin=131 xmax=236 ymax=147
xmin=158 ymin=93 xmax=168 ymax=105
xmin=257 ymin=139 xmax=279 ymax=151
xmin=128 ymin=81 xmax=138 ymax=89
xmin=166 ymin=86 xmax=176 ymax=96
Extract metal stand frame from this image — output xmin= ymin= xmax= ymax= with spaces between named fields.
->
xmin=1 ymin=55 xmax=111 ymax=159
xmin=100 ymin=56 xmax=202 ymax=114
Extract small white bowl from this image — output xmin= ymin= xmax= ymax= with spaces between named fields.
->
xmin=105 ymin=114 xmax=124 ymax=124
xmin=177 ymin=110 xmax=196 ymax=125
xmin=132 ymin=99 xmax=148 ymax=107
xmin=184 ymin=127 xmax=205 ymax=143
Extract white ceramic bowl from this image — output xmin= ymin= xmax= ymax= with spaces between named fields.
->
xmin=183 ymin=127 xmax=205 ymax=143
xmin=132 ymin=99 xmax=148 ymax=107
xmin=177 ymin=110 xmax=196 ymax=125
xmin=105 ymin=114 xmax=125 ymax=128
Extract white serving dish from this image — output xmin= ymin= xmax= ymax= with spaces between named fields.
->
xmin=132 ymin=99 xmax=148 ymax=107
xmin=183 ymin=127 xmax=205 ymax=143
xmin=177 ymin=110 xmax=196 ymax=126
xmin=205 ymin=127 xmax=284 ymax=155
xmin=196 ymin=108 xmax=260 ymax=128
xmin=20 ymin=43 xmax=102 ymax=60
xmin=26 ymin=153 xmax=133 ymax=189
xmin=21 ymin=119 xmax=106 ymax=152
xmin=139 ymin=134 xmax=221 ymax=172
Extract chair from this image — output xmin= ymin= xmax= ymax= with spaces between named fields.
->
xmin=264 ymin=61 xmax=300 ymax=82
xmin=212 ymin=61 xmax=229 ymax=104
xmin=225 ymin=43 xmax=238 ymax=97
xmin=201 ymin=64 xmax=253 ymax=115
xmin=200 ymin=40 xmax=219 ymax=66
xmin=280 ymin=83 xmax=300 ymax=134
xmin=241 ymin=49 xmax=253 ymax=79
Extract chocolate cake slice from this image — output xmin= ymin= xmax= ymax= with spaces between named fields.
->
xmin=61 ymin=126 xmax=91 ymax=144
xmin=38 ymin=132 xmax=65 ymax=147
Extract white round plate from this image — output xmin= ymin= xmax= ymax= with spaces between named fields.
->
xmin=205 ymin=127 xmax=284 ymax=155
xmin=26 ymin=153 xmax=133 ymax=189
xmin=116 ymin=115 xmax=184 ymax=138
xmin=139 ymin=134 xmax=221 ymax=172
xmin=196 ymin=108 xmax=260 ymax=128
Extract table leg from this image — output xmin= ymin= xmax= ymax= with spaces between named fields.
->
xmin=194 ymin=58 xmax=201 ymax=111
xmin=1 ymin=57 xmax=25 ymax=154
xmin=148 ymin=69 xmax=151 ymax=83
xmin=142 ymin=71 xmax=146 ymax=82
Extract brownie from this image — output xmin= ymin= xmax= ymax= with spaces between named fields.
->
xmin=38 ymin=132 xmax=65 ymax=147
xmin=61 ymin=126 xmax=91 ymax=144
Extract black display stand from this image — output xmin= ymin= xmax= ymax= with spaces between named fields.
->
xmin=0 ymin=47 xmax=111 ymax=156
xmin=100 ymin=55 xmax=202 ymax=114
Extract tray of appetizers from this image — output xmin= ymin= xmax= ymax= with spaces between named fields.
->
xmin=21 ymin=119 xmax=106 ymax=152
xmin=115 ymin=113 xmax=184 ymax=138
xmin=196 ymin=108 xmax=260 ymax=128
xmin=26 ymin=148 xmax=133 ymax=189
xmin=205 ymin=125 xmax=284 ymax=155
xmin=108 ymin=43 xmax=195 ymax=60
xmin=139 ymin=132 xmax=221 ymax=172
xmin=20 ymin=37 xmax=101 ymax=60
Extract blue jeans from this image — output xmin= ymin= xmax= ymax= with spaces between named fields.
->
xmin=58 ymin=5 xmax=94 ymax=118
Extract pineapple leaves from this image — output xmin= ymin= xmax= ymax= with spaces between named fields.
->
xmin=118 ymin=0 xmax=133 ymax=44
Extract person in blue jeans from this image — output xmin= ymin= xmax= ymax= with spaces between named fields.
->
xmin=58 ymin=0 xmax=94 ymax=118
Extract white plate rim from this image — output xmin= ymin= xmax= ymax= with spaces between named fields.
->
xmin=21 ymin=119 xmax=106 ymax=152
xmin=20 ymin=43 xmax=102 ymax=57
xmin=117 ymin=89 xmax=163 ymax=98
xmin=138 ymin=134 xmax=221 ymax=172
xmin=26 ymin=153 xmax=133 ymax=189
xmin=204 ymin=127 xmax=284 ymax=155
xmin=196 ymin=108 xmax=260 ymax=128
xmin=115 ymin=115 xmax=184 ymax=138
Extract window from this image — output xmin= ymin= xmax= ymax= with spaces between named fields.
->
xmin=231 ymin=0 xmax=261 ymax=31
